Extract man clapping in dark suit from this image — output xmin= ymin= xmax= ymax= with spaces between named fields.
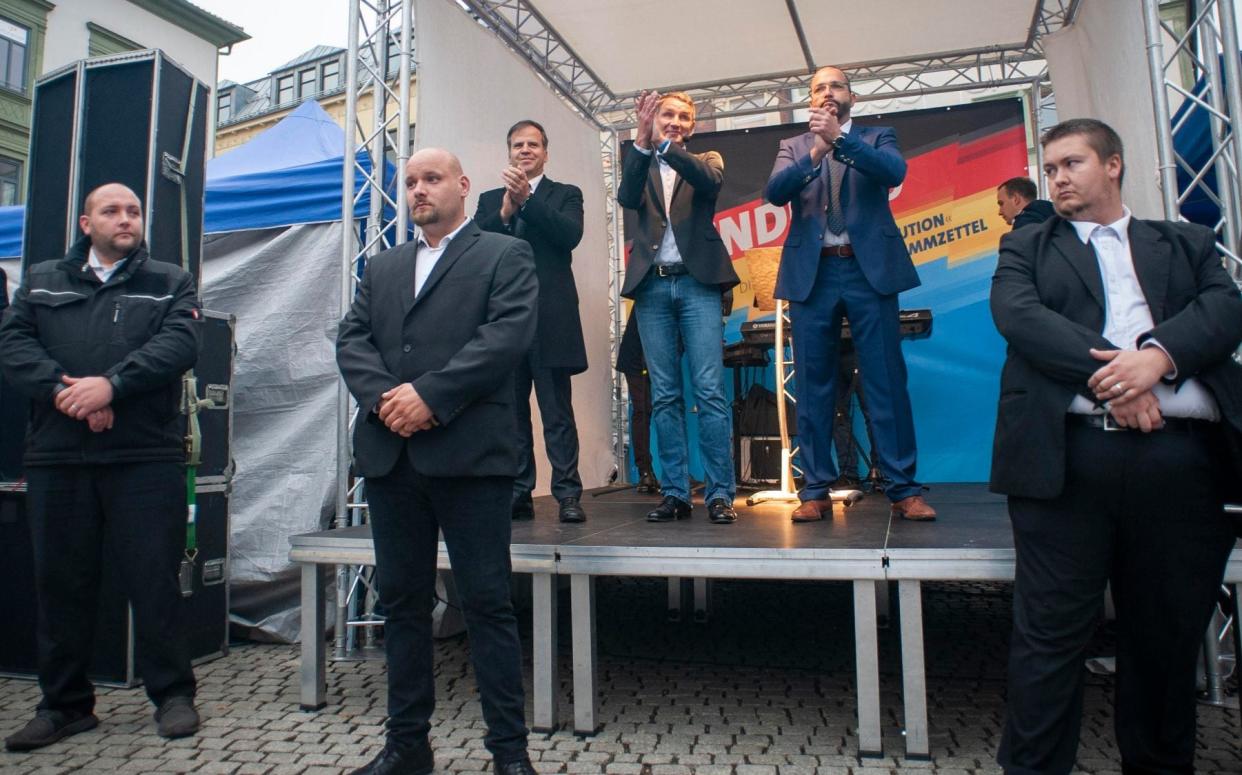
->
xmin=991 ymin=118 xmax=1242 ymax=775
xmin=617 ymin=90 xmax=740 ymax=525
xmin=475 ymin=120 xmax=589 ymax=523
xmin=337 ymin=148 xmax=538 ymax=775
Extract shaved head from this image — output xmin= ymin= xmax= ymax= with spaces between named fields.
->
xmin=409 ymin=148 xmax=463 ymax=177
xmin=83 ymin=182 xmax=141 ymax=215
xmin=404 ymin=147 xmax=470 ymax=244
xmin=79 ymin=182 xmax=144 ymax=263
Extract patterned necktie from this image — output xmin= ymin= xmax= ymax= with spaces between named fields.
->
xmin=825 ymin=157 xmax=846 ymax=235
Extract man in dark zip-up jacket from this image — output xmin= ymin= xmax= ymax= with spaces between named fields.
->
xmin=0 ymin=183 xmax=202 ymax=751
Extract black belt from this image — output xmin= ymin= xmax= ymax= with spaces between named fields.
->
xmin=653 ymin=263 xmax=689 ymax=277
xmin=820 ymin=244 xmax=854 ymax=258
xmin=1068 ymin=413 xmax=1219 ymax=433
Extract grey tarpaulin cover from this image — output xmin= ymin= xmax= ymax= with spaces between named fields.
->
xmin=202 ymin=222 xmax=342 ymax=642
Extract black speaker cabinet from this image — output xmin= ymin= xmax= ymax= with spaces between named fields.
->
xmin=193 ymin=311 xmax=235 ymax=485
xmin=0 ymin=375 xmax=25 ymax=481
xmin=22 ymin=50 xmax=209 ymax=282
xmin=0 ymin=484 xmax=229 ymax=686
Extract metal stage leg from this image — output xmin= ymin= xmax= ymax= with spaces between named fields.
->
xmin=531 ymin=572 xmax=559 ymax=732
xmin=667 ymin=576 xmax=682 ymax=621
xmin=875 ymin=580 xmax=890 ymax=629
xmin=898 ymin=580 xmax=930 ymax=758
xmin=571 ymin=574 xmax=599 ymax=735
xmin=300 ymin=563 xmax=327 ymax=711
xmin=693 ymin=578 xmax=710 ymax=623
xmin=852 ymin=579 xmax=882 ymax=757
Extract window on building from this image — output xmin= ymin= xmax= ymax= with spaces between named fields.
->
xmin=299 ymin=68 xmax=316 ymax=98
xmin=0 ymin=17 xmax=29 ymax=93
xmin=321 ymin=60 xmax=340 ymax=91
xmin=276 ymin=74 xmax=294 ymax=105
xmin=0 ymin=156 xmax=21 ymax=205
xmin=218 ymin=92 xmax=232 ymax=123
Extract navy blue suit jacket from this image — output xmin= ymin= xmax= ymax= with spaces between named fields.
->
xmin=764 ymin=127 xmax=920 ymax=299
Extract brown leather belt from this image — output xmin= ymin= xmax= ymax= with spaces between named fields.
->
xmin=820 ymin=244 xmax=854 ymax=258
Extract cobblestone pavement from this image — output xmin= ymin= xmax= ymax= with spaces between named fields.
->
xmin=2 ymin=578 xmax=1238 ymax=774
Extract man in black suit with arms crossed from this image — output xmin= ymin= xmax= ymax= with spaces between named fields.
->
xmin=475 ymin=120 xmax=589 ymax=523
xmin=337 ymin=148 xmax=538 ymax=775
xmin=990 ymin=118 xmax=1242 ymax=775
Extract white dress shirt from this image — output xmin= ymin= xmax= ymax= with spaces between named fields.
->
xmin=414 ymin=217 xmax=471 ymax=297
xmin=88 ymin=248 xmax=126 ymax=283
xmin=633 ymin=140 xmax=684 ymax=266
xmin=1066 ymin=207 xmax=1219 ymax=420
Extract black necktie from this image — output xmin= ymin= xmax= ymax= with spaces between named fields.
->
xmin=825 ymin=158 xmax=846 ymax=235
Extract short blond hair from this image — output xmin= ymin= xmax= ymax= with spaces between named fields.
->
xmin=658 ymin=91 xmax=696 ymax=122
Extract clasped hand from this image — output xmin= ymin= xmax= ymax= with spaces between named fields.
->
xmin=499 ymin=166 xmax=530 ymax=221
xmin=377 ymin=383 xmax=438 ymax=438
xmin=54 ymin=375 xmax=114 ymax=433
xmin=1087 ymin=348 xmax=1173 ymax=432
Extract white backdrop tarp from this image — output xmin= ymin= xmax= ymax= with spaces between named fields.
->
xmin=1042 ymin=0 xmax=1163 ymax=219
xmin=413 ymin=0 xmax=616 ymax=494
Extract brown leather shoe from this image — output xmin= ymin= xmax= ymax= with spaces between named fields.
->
xmin=891 ymin=494 xmax=936 ymax=521
xmin=791 ymin=498 xmax=831 ymax=522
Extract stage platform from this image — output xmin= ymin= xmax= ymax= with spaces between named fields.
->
xmin=289 ymin=484 xmax=1242 ymax=759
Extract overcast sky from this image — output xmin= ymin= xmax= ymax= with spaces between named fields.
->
xmin=194 ymin=0 xmax=349 ymax=83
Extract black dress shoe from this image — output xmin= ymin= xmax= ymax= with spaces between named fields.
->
xmin=511 ymin=492 xmax=534 ymax=521
xmin=559 ymin=496 xmax=586 ymax=523
xmin=494 ymin=756 xmax=537 ymax=775
xmin=4 ymin=710 xmax=98 ymax=751
xmin=646 ymin=495 xmax=691 ymax=522
xmin=636 ymin=470 xmax=659 ymax=493
xmin=707 ymin=498 xmax=736 ymax=524
xmin=349 ymin=743 xmax=434 ymax=775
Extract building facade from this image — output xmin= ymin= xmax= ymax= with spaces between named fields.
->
xmin=214 ymin=43 xmax=417 ymax=156
xmin=0 ymin=0 xmax=246 ymax=205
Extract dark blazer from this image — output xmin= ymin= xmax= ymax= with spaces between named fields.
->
xmin=765 ymin=127 xmax=921 ymax=299
xmin=1011 ymin=199 xmax=1055 ymax=231
xmin=336 ymin=220 xmax=538 ymax=479
xmin=617 ymin=142 xmax=739 ymax=298
xmin=989 ymin=216 xmax=1242 ymax=499
xmin=474 ymin=177 xmax=587 ymax=373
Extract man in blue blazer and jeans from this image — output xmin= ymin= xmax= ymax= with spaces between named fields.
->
xmin=765 ymin=66 xmax=935 ymax=522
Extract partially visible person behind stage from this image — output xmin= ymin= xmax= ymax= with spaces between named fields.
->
xmin=996 ymin=176 xmax=1054 ymax=231
xmin=337 ymin=148 xmax=538 ymax=775
xmin=1 ymin=183 xmax=202 ymax=751
xmin=617 ymin=90 xmax=740 ymax=525
xmin=475 ymin=119 xmax=589 ymax=524
xmin=615 ymin=306 xmax=658 ymax=493
xmin=1 ymin=266 xmax=8 ymax=311
xmin=990 ymin=118 xmax=1242 ymax=775
xmin=764 ymin=65 xmax=935 ymax=523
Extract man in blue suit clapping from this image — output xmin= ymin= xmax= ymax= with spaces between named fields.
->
xmin=765 ymin=66 xmax=935 ymax=523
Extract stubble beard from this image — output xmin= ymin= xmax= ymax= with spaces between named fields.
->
xmin=411 ymin=205 xmax=438 ymax=227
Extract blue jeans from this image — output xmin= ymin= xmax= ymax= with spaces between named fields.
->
xmin=633 ymin=273 xmax=735 ymax=503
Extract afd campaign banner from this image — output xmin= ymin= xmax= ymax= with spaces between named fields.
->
xmin=622 ymin=98 xmax=1029 ymax=484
